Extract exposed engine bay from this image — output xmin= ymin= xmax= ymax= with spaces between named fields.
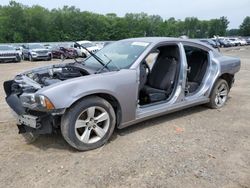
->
xmin=3 ymin=63 xmax=95 ymax=116
xmin=26 ymin=63 xmax=91 ymax=86
xmin=11 ymin=63 xmax=93 ymax=94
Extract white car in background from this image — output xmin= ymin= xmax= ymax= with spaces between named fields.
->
xmin=74 ymin=41 xmax=101 ymax=57
xmin=238 ymin=38 xmax=247 ymax=46
xmin=229 ymin=38 xmax=242 ymax=46
xmin=13 ymin=45 xmax=24 ymax=58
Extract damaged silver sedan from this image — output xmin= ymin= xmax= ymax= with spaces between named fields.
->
xmin=3 ymin=37 xmax=241 ymax=151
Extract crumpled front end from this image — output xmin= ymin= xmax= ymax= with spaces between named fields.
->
xmin=3 ymin=66 xmax=78 ymax=135
xmin=3 ymin=77 xmax=63 ymax=135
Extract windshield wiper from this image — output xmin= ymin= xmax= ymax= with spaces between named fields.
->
xmin=96 ymin=54 xmax=120 ymax=74
xmin=74 ymin=42 xmax=107 ymax=69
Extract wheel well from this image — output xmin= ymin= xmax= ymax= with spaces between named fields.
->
xmin=219 ymin=73 xmax=234 ymax=89
xmin=97 ymin=93 xmax=122 ymax=127
xmin=70 ymin=93 xmax=122 ymax=127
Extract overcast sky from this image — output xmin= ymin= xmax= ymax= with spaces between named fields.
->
xmin=1 ymin=0 xmax=249 ymax=29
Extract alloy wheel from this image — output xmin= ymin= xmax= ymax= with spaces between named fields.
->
xmin=215 ymin=83 xmax=228 ymax=107
xmin=74 ymin=106 xmax=110 ymax=144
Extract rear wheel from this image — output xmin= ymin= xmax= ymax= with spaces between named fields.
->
xmin=61 ymin=96 xmax=116 ymax=151
xmin=207 ymin=79 xmax=229 ymax=109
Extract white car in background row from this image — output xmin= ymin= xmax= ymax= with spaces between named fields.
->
xmin=74 ymin=40 xmax=101 ymax=57
xmin=239 ymin=38 xmax=247 ymax=45
xmin=0 ymin=45 xmax=21 ymax=63
xmin=229 ymin=38 xmax=247 ymax=46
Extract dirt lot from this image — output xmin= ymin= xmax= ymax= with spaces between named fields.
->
xmin=0 ymin=47 xmax=249 ymax=188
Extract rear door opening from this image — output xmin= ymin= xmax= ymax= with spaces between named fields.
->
xmin=184 ymin=45 xmax=209 ymax=95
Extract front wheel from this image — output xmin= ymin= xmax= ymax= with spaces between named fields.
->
xmin=61 ymin=96 xmax=116 ymax=151
xmin=82 ymin=53 xmax=87 ymax=58
xmin=47 ymin=54 xmax=52 ymax=61
xmin=16 ymin=56 xmax=21 ymax=63
xmin=60 ymin=54 xmax=65 ymax=60
xmin=207 ymin=79 xmax=229 ymax=109
xmin=29 ymin=54 xmax=33 ymax=62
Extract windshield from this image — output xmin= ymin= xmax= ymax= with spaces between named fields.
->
xmin=0 ymin=45 xmax=15 ymax=51
xmin=29 ymin=44 xmax=45 ymax=49
xmin=83 ymin=41 xmax=150 ymax=70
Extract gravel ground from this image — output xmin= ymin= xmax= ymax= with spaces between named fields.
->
xmin=0 ymin=47 xmax=249 ymax=188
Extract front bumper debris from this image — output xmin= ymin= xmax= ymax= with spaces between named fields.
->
xmin=18 ymin=114 xmax=39 ymax=129
xmin=17 ymin=114 xmax=54 ymax=134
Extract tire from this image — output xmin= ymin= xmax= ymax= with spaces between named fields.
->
xmin=82 ymin=53 xmax=87 ymax=58
xmin=207 ymin=79 xmax=229 ymax=109
xmin=29 ymin=54 xmax=33 ymax=62
xmin=21 ymin=132 xmax=39 ymax=144
xmin=47 ymin=54 xmax=52 ymax=61
xmin=16 ymin=55 xmax=21 ymax=63
xmin=61 ymin=96 xmax=116 ymax=151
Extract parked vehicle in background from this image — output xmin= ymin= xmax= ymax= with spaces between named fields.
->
xmin=229 ymin=38 xmax=241 ymax=46
xmin=238 ymin=38 xmax=247 ymax=46
xmin=213 ymin=38 xmax=232 ymax=48
xmin=246 ymin=38 xmax=250 ymax=45
xmin=94 ymin=41 xmax=115 ymax=49
xmin=3 ymin=37 xmax=240 ymax=151
xmin=211 ymin=39 xmax=220 ymax=47
xmin=102 ymin=41 xmax=115 ymax=48
xmin=44 ymin=44 xmax=54 ymax=50
xmin=74 ymin=41 xmax=101 ymax=57
xmin=199 ymin=39 xmax=218 ymax=48
xmin=14 ymin=45 xmax=23 ymax=58
xmin=0 ymin=45 xmax=21 ymax=63
xmin=22 ymin=43 xmax=52 ymax=61
xmin=224 ymin=38 xmax=235 ymax=46
xmin=52 ymin=44 xmax=78 ymax=59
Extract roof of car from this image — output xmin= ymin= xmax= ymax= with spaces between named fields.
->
xmin=121 ymin=37 xmax=214 ymax=50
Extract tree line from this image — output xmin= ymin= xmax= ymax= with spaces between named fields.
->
xmin=0 ymin=1 xmax=249 ymax=43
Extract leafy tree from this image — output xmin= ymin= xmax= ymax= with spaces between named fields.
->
xmin=227 ymin=29 xmax=240 ymax=36
xmin=239 ymin=16 xmax=250 ymax=36
xmin=0 ymin=1 xmax=235 ymax=43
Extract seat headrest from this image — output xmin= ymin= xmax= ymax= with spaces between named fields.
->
xmin=159 ymin=46 xmax=179 ymax=61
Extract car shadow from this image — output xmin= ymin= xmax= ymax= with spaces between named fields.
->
xmin=31 ymin=133 xmax=76 ymax=152
xmin=30 ymin=104 xmax=210 ymax=152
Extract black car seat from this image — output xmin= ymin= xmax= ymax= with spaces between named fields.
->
xmin=142 ymin=47 xmax=178 ymax=103
xmin=186 ymin=51 xmax=208 ymax=93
